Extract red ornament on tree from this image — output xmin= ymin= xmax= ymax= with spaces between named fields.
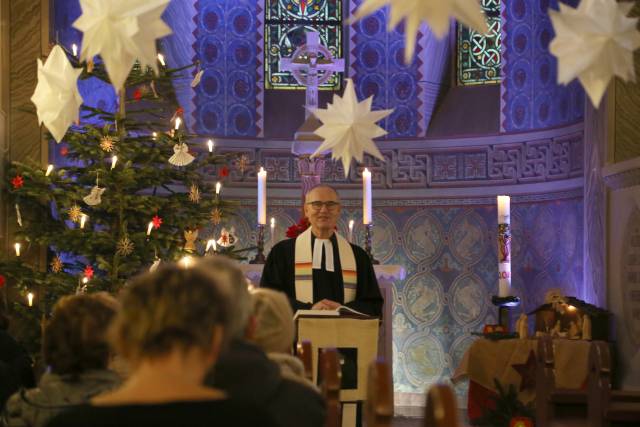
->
xmin=0 ymin=274 xmax=6 ymax=288
xmin=152 ymin=215 xmax=163 ymax=229
xmin=11 ymin=175 xmax=24 ymax=189
xmin=133 ymin=88 xmax=142 ymax=101
xmin=60 ymin=146 xmax=69 ymax=156
xmin=218 ymin=166 xmax=229 ymax=179
xmin=83 ymin=265 xmax=94 ymax=280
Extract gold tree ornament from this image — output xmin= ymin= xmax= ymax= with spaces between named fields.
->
xmin=50 ymin=256 xmax=64 ymax=273
xmin=99 ymin=135 xmax=117 ymax=152
xmin=116 ymin=236 xmax=135 ymax=256
xmin=237 ymin=155 xmax=249 ymax=173
xmin=210 ymin=208 xmax=222 ymax=225
xmin=184 ymin=229 xmax=198 ymax=252
xmin=68 ymin=205 xmax=83 ymax=223
xmin=188 ymin=184 xmax=201 ymax=204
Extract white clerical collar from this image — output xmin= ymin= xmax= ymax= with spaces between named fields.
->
xmin=312 ymin=238 xmax=334 ymax=272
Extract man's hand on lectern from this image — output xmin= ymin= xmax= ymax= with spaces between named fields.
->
xmin=312 ymin=299 xmax=341 ymax=310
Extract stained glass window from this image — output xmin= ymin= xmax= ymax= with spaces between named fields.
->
xmin=457 ymin=0 xmax=502 ymax=85
xmin=265 ymin=0 xmax=343 ymax=90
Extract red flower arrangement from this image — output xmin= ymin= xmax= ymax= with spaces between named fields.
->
xmin=286 ymin=217 xmax=310 ymax=239
xmin=11 ymin=175 xmax=24 ymax=189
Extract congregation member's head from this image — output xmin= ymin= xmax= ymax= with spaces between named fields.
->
xmin=304 ymin=185 xmax=341 ymax=237
xmin=194 ymin=255 xmax=253 ymax=341
xmin=43 ymin=292 xmax=118 ymax=375
xmin=248 ymin=288 xmax=294 ymax=354
xmin=110 ymin=264 xmax=229 ymax=370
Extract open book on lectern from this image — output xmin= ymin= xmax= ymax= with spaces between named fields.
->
xmin=293 ymin=306 xmax=372 ymax=320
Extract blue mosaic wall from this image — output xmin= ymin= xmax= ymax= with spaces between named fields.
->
xmin=193 ymin=0 xmax=263 ymax=137
xmin=218 ymin=196 xmax=584 ymax=394
xmin=502 ymin=0 xmax=584 ymax=131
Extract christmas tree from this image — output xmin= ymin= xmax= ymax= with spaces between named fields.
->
xmin=1 ymin=48 xmax=247 ymax=350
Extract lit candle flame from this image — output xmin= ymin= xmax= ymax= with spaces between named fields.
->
xmin=82 ymin=277 xmax=89 ymax=284
xmin=80 ymin=214 xmax=88 ymax=229
xmin=147 ymin=222 xmax=154 ymax=236
xmin=72 ymin=43 xmax=78 ymax=57
xmin=152 ymin=132 xmax=158 ymax=140
xmin=14 ymin=243 xmax=21 ymax=257
xmin=174 ymin=117 xmax=182 ymax=130
xmin=45 ymin=164 xmax=54 ymax=176
xmin=27 ymin=292 xmax=34 ymax=307
xmin=111 ymin=155 xmax=118 ymax=170
xmin=215 ymin=182 xmax=222 ymax=195
xmin=270 ymin=217 xmax=275 ymax=227
xmin=157 ymin=53 xmax=166 ymax=66
xmin=207 ymin=139 xmax=214 ymax=152
xmin=179 ymin=255 xmax=194 ymax=269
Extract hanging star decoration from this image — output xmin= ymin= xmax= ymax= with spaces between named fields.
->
xmin=511 ymin=350 xmax=536 ymax=392
xmin=11 ymin=175 xmax=24 ymax=189
xmin=311 ymin=79 xmax=393 ymax=176
xmin=50 ymin=256 xmax=64 ymax=273
xmin=83 ymin=265 xmax=94 ymax=280
xmin=352 ymin=0 xmax=487 ymax=63
xmin=152 ymin=215 xmax=163 ymax=229
xmin=237 ymin=154 xmax=249 ymax=174
xmin=31 ymin=45 xmax=84 ymax=143
xmin=549 ymin=0 xmax=640 ymax=107
xmin=210 ymin=208 xmax=223 ymax=225
xmin=116 ymin=236 xmax=135 ymax=256
xmin=99 ymin=135 xmax=118 ymax=152
xmin=188 ymin=184 xmax=201 ymax=204
xmin=73 ymin=0 xmax=172 ymax=90
xmin=68 ymin=205 xmax=83 ymax=223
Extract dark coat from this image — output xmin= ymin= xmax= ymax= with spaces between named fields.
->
xmin=0 ymin=330 xmax=35 ymax=409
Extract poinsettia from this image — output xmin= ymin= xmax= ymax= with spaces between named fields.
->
xmin=286 ymin=217 xmax=310 ymax=239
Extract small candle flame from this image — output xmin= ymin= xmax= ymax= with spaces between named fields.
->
xmin=206 ymin=239 xmax=217 ymax=252
xmin=207 ymin=139 xmax=214 ymax=153
xmin=72 ymin=43 xmax=78 ymax=57
xmin=27 ymin=292 xmax=34 ymax=307
xmin=157 ymin=53 xmax=166 ymax=66
xmin=215 ymin=182 xmax=222 ymax=195
xmin=174 ymin=117 xmax=182 ymax=131
xmin=147 ymin=222 xmax=154 ymax=236
xmin=80 ymin=214 xmax=88 ymax=229
xmin=45 ymin=164 xmax=54 ymax=176
xmin=111 ymin=155 xmax=118 ymax=170
xmin=14 ymin=243 xmax=21 ymax=257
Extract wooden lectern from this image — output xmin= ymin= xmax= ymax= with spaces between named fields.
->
xmin=295 ymin=313 xmax=380 ymax=427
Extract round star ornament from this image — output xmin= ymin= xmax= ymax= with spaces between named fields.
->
xmin=31 ymin=45 xmax=84 ymax=143
xmin=353 ymin=0 xmax=487 ymax=63
xmin=73 ymin=0 xmax=172 ymax=90
xmin=311 ymin=79 xmax=393 ymax=176
xmin=549 ymin=0 xmax=640 ymax=107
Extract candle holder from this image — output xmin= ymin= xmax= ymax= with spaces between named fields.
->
xmin=364 ymin=223 xmax=379 ymax=265
xmin=491 ymin=296 xmax=521 ymax=332
xmin=250 ymin=224 xmax=267 ymax=264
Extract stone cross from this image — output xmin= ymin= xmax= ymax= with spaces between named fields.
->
xmin=279 ymin=31 xmax=345 ymax=119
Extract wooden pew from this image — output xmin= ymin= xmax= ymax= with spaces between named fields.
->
xmin=365 ymin=358 xmax=393 ymax=427
xmin=535 ymin=335 xmax=587 ymax=427
xmin=424 ymin=384 xmax=460 ymax=427
xmin=296 ymin=340 xmax=313 ymax=381
xmin=319 ymin=348 xmax=342 ymax=427
xmin=588 ymin=341 xmax=640 ymax=427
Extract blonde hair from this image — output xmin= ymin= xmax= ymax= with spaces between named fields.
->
xmin=249 ymin=288 xmax=294 ymax=354
xmin=110 ymin=264 xmax=229 ymax=362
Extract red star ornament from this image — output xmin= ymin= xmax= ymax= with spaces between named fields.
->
xmin=11 ymin=175 xmax=24 ymax=189
xmin=152 ymin=215 xmax=163 ymax=229
xmin=0 ymin=274 xmax=5 ymax=288
xmin=133 ymin=88 xmax=142 ymax=101
xmin=84 ymin=265 xmax=94 ymax=280
xmin=511 ymin=350 xmax=536 ymax=392
xmin=219 ymin=166 xmax=229 ymax=179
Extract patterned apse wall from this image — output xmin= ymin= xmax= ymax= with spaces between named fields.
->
xmin=208 ymin=196 xmax=584 ymax=395
xmin=501 ymin=0 xmax=584 ymax=131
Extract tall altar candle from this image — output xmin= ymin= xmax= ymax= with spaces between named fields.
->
xmin=363 ymin=168 xmax=372 ymax=225
xmin=257 ymin=167 xmax=267 ymax=225
xmin=497 ymin=195 xmax=511 ymax=297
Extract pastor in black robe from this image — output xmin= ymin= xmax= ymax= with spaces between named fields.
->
xmin=260 ymin=233 xmax=383 ymax=317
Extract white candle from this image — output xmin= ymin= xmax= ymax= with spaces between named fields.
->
xmin=363 ymin=168 xmax=372 ymax=225
xmin=206 ymin=239 xmax=217 ymax=252
xmin=157 ymin=53 xmax=166 ymax=66
xmin=152 ymin=132 xmax=158 ymax=140
xmin=45 ymin=164 xmax=54 ymax=176
xmin=215 ymin=182 xmax=222 ymax=196
xmin=348 ymin=219 xmax=354 ymax=242
xmin=147 ymin=222 xmax=154 ymax=236
xmin=27 ymin=292 xmax=34 ymax=307
xmin=270 ymin=217 xmax=276 ymax=245
xmin=257 ymin=167 xmax=267 ymax=225
xmin=207 ymin=139 xmax=214 ymax=153
xmin=497 ymin=195 xmax=510 ymax=224
xmin=14 ymin=243 xmax=21 ymax=257
xmin=111 ymin=155 xmax=118 ymax=170
xmin=80 ymin=214 xmax=88 ymax=229
xmin=72 ymin=43 xmax=78 ymax=57
xmin=174 ymin=117 xmax=182 ymax=130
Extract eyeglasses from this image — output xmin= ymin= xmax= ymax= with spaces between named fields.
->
xmin=306 ymin=201 xmax=340 ymax=211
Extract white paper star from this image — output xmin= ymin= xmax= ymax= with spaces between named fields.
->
xmin=73 ymin=0 xmax=172 ymax=90
xmin=31 ymin=45 xmax=83 ymax=143
xmin=353 ymin=0 xmax=487 ymax=63
xmin=549 ymin=0 xmax=640 ymax=107
xmin=311 ymin=79 xmax=392 ymax=176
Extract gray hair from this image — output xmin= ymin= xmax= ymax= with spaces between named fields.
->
xmin=194 ymin=256 xmax=252 ymax=340
xmin=305 ymin=184 xmax=340 ymax=202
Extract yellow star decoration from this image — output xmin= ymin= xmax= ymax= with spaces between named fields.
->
xmin=68 ymin=205 xmax=82 ymax=223
xmin=188 ymin=184 xmax=201 ymax=204
xmin=50 ymin=256 xmax=64 ymax=273
xmin=210 ymin=208 xmax=222 ymax=225
xmin=116 ymin=236 xmax=135 ymax=256
xmin=99 ymin=135 xmax=117 ymax=152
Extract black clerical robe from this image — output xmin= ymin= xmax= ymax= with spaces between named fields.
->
xmin=260 ymin=233 xmax=383 ymax=317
